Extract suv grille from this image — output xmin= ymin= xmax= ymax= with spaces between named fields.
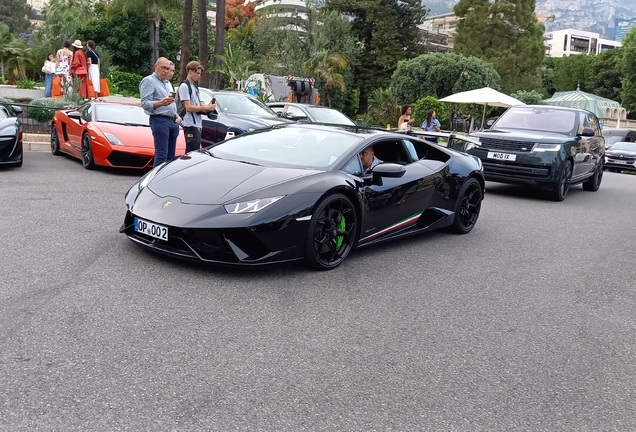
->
xmin=478 ymin=137 xmax=534 ymax=153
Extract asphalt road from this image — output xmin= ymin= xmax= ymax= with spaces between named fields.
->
xmin=2 ymin=152 xmax=635 ymax=431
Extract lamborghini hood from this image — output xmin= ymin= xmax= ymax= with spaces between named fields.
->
xmin=146 ymin=152 xmax=321 ymax=204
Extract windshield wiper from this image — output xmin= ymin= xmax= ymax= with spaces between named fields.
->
xmin=124 ymin=122 xmax=149 ymax=127
xmin=229 ymin=159 xmax=262 ymax=166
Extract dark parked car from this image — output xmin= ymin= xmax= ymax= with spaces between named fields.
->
xmin=0 ymin=103 xmax=23 ymax=168
xmin=602 ymin=128 xmax=636 ymax=151
xmin=267 ymin=102 xmax=356 ymax=126
xmin=121 ymin=124 xmax=485 ymax=270
xmin=605 ymin=141 xmax=636 ymax=172
xmin=466 ymin=105 xmax=605 ymax=201
xmin=198 ymin=88 xmax=291 ymax=146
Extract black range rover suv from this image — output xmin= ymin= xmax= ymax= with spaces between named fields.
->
xmin=457 ymin=105 xmax=605 ymax=201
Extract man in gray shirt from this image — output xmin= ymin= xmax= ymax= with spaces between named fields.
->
xmin=178 ymin=61 xmax=216 ymax=152
xmin=139 ymin=57 xmax=181 ymax=166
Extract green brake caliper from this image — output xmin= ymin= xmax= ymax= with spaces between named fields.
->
xmin=335 ymin=213 xmax=345 ymax=249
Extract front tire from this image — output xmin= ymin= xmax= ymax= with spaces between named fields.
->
xmin=582 ymin=160 xmax=603 ymax=191
xmin=51 ymin=124 xmax=61 ymax=155
xmin=450 ymin=178 xmax=482 ymax=234
xmin=81 ymin=133 xmax=95 ymax=170
xmin=548 ymin=159 xmax=572 ymax=202
xmin=305 ymin=193 xmax=358 ymax=271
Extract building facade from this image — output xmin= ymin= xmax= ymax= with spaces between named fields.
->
xmin=614 ymin=18 xmax=636 ymax=42
xmin=418 ymin=13 xmax=459 ymax=52
xmin=544 ymin=29 xmax=622 ymax=57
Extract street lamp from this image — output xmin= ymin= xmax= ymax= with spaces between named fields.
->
xmin=176 ymin=49 xmax=181 ymax=62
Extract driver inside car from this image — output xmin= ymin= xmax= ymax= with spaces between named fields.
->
xmin=360 ymin=146 xmax=383 ymax=174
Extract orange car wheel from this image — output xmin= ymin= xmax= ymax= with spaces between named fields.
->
xmin=81 ymin=133 xmax=96 ymax=170
xmin=51 ymin=124 xmax=61 ymax=155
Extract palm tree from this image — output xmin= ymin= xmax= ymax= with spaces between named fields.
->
xmin=42 ymin=0 xmax=93 ymax=42
xmin=0 ymin=24 xmax=14 ymax=82
xmin=178 ymin=0 xmax=194 ymax=81
xmin=6 ymin=40 xmax=34 ymax=79
xmin=197 ymin=0 xmax=210 ymax=87
xmin=210 ymin=0 xmax=226 ymax=89
xmin=303 ymin=49 xmax=348 ymax=107
xmin=212 ymin=44 xmax=255 ymax=90
xmin=367 ymin=88 xmax=400 ymax=127
xmin=108 ymin=0 xmax=182 ymax=71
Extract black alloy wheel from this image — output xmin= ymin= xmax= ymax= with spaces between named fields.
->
xmin=450 ymin=177 xmax=482 ymax=234
xmin=549 ymin=159 xmax=572 ymax=202
xmin=81 ymin=133 xmax=95 ymax=170
xmin=582 ymin=159 xmax=603 ymax=191
xmin=305 ymin=193 xmax=358 ymax=270
xmin=51 ymin=124 xmax=61 ymax=155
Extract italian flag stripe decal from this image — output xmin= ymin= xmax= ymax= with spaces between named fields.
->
xmin=361 ymin=211 xmax=423 ymax=242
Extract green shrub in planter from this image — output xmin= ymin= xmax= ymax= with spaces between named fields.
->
xmin=0 ymin=97 xmax=15 ymax=104
xmin=28 ymin=98 xmax=78 ymax=122
xmin=16 ymin=78 xmax=39 ymax=89
xmin=108 ymin=71 xmax=143 ymax=98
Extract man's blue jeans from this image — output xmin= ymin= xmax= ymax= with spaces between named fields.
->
xmin=149 ymin=115 xmax=180 ymax=167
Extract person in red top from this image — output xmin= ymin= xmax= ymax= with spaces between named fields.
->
xmin=70 ymin=40 xmax=89 ymax=99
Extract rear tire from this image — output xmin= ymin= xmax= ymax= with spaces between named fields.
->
xmin=450 ymin=178 xmax=482 ymax=234
xmin=81 ymin=133 xmax=95 ymax=170
xmin=305 ymin=193 xmax=358 ymax=270
xmin=582 ymin=160 xmax=603 ymax=191
xmin=548 ymin=160 xmax=572 ymax=202
xmin=51 ymin=124 xmax=61 ymax=155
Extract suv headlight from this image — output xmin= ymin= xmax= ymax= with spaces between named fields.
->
xmin=533 ymin=143 xmax=561 ymax=152
xmin=224 ymin=196 xmax=285 ymax=214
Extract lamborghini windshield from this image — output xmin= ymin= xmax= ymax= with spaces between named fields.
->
xmin=95 ymin=104 xmax=150 ymax=126
xmin=210 ymin=126 xmax=363 ymax=169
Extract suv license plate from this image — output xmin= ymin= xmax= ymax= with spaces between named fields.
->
xmin=487 ymin=151 xmax=516 ymax=161
xmin=134 ymin=217 xmax=168 ymax=240
xmin=616 ymin=160 xmax=627 ymax=164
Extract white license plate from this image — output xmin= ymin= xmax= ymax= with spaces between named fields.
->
xmin=615 ymin=160 xmax=627 ymax=164
xmin=487 ymin=151 xmax=516 ymax=161
xmin=134 ymin=217 xmax=168 ymax=240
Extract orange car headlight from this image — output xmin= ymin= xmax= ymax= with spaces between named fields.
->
xmin=104 ymin=132 xmax=124 ymax=146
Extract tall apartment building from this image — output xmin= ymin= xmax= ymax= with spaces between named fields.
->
xmin=544 ymin=29 xmax=622 ymax=57
xmin=614 ymin=17 xmax=636 ymax=42
xmin=417 ymin=13 xmax=459 ymax=53
xmin=26 ymin=0 xmax=48 ymax=12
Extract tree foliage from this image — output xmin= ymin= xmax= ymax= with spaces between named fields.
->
xmin=511 ymin=90 xmax=544 ymax=105
xmin=327 ymin=0 xmax=426 ymax=112
xmin=41 ymin=0 xmax=93 ymax=42
xmin=621 ymin=28 xmax=636 ymax=112
xmin=453 ymin=0 xmax=545 ymax=93
xmin=541 ymin=49 xmax=623 ymax=103
xmin=0 ymin=0 xmax=32 ymax=34
xmin=390 ymin=53 xmax=500 ymax=104
xmin=225 ymin=0 xmax=255 ymax=29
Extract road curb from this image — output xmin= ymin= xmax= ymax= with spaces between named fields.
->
xmin=23 ymin=134 xmax=50 ymax=152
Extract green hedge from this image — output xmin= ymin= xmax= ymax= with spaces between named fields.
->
xmin=108 ymin=71 xmax=143 ymax=98
xmin=28 ymin=98 xmax=78 ymax=122
xmin=0 ymin=97 xmax=14 ymax=104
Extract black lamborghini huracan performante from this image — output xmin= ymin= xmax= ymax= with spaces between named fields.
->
xmin=121 ymin=124 xmax=485 ymax=270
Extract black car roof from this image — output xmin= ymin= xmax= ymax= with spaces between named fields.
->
xmin=512 ymin=104 xmax=596 ymax=115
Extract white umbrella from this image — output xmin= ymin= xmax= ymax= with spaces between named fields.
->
xmin=439 ymin=86 xmax=525 ymax=130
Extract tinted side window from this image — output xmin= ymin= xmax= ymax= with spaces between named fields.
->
xmin=79 ymin=104 xmax=92 ymax=122
xmin=342 ymin=155 xmax=363 ymax=176
xmin=586 ymin=113 xmax=601 ymax=136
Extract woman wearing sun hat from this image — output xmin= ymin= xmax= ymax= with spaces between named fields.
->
xmin=70 ymin=39 xmax=89 ymax=98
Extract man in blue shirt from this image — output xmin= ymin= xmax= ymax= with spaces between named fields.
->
xmin=140 ymin=57 xmax=181 ymax=166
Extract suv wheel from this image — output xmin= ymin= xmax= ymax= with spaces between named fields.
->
xmin=548 ymin=160 xmax=572 ymax=202
xmin=582 ymin=160 xmax=603 ymax=192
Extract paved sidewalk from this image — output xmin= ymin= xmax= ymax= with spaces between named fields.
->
xmin=23 ymin=133 xmax=50 ymax=152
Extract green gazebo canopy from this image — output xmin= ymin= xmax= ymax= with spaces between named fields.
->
xmin=544 ymin=85 xmax=622 ymax=119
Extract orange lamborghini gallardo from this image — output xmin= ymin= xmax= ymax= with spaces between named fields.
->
xmin=50 ymin=101 xmax=186 ymax=170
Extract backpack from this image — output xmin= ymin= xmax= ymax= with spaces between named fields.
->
xmin=175 ymin=80 xmax=199 ymax=121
